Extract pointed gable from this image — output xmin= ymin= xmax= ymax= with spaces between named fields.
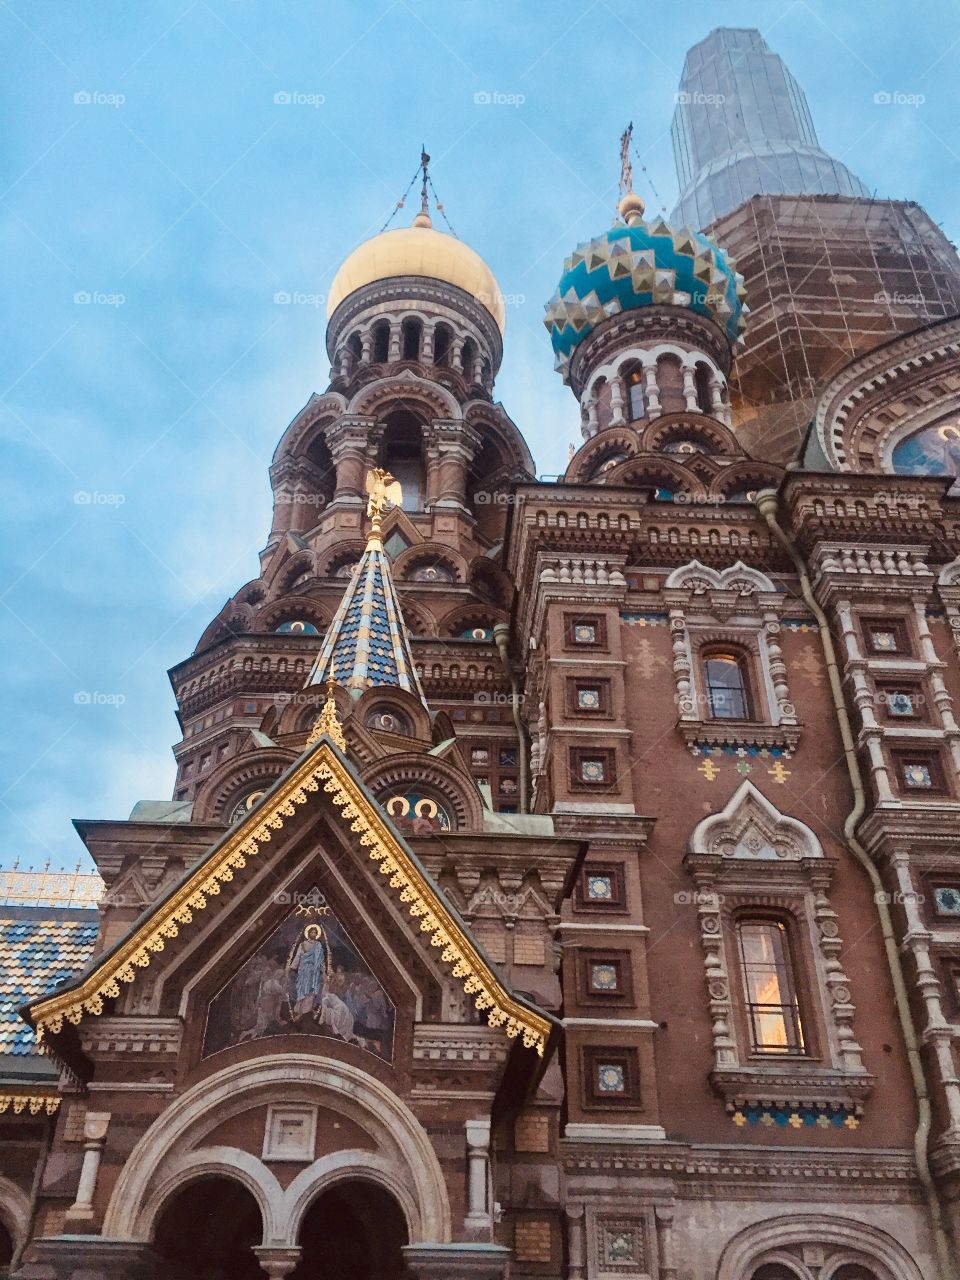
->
xmin=26 ymin=741 xmax=552 ymax=1058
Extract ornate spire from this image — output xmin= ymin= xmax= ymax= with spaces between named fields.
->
xmin=306 ymin=675 xmax=346 ymax=751
xmin=305 ymin=469 xmax=427 ymax=705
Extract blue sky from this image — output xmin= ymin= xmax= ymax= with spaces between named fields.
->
xmin=3 ymin=0 xmax=959 ymax=872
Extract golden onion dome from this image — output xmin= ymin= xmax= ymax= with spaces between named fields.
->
xmin=326 ymin=213 xmax=505 ymax=333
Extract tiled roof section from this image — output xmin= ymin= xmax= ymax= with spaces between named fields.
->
xmin=1 ymin=908 xmax=99 ymax=1058
xmin=307 ymin=541 xmax=426 ymax=704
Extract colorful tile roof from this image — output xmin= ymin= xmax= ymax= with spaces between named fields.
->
xmin=307 ymin=538 xmax=426 ymax=703
xmin=1 ymin=908 xmax=99 ymax=1061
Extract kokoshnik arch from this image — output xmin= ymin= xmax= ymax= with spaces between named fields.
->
xmin=6 ymin=25 xmax=960 ymax=1280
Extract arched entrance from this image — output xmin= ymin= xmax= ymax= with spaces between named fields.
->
xmin=154 ymin=1175 xmax=263 ymax=1279
xmin=293 ymin=1180 xmax=412 ymax=1280
xmin=0 ymin=1218 xmax=13 ymax=1278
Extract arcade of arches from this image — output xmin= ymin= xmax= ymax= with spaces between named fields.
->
xmin=153 ymin=1176 xmax=410 ymax=1280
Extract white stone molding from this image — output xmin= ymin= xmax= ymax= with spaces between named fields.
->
xmin=664 ymin=560 xmax=798 ymax=736
xmin=716 ymin=1212 xmax=925 ymax=1280
xmin=103 ymin=1054 xmax=452 ymax=1247
xmin=686 ymin=782 xmax=871 ymax=1092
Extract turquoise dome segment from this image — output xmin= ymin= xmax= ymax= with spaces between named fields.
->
xmin=544 ymin=218 xmax=747 ymax=381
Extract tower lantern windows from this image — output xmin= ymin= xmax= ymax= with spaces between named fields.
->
xmin=372 ymin=320 xmax=390 ymax=363
xmin=623 ymin=365 xmax=646 ymax=421
xmin=694 ymin=361 xmax=713 ymax=414
xmin=401 ymin=317 xmax=423 ymax=361
xmin=433 ymin=323 xmax=452 ymax=366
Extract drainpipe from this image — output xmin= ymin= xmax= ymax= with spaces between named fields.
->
xmin=493 ymin=622 xmax=529 ymax=813
xmin=755 ymin=489 xmax=955 ymax=1280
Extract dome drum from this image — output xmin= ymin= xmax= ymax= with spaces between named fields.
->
xmin=326 ymin=278 xmax=502 ymax=386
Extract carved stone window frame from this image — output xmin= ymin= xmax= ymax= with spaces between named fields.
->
xmin=684 ymin=781 xmax=873 ymax=1114
xmin=664 ymin=560 xmax=800 ymax=751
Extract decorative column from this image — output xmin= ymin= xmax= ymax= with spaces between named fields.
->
xmin=609 ymin=377 xmax=626 ymax=426
xmin=360 ymin=329 xmax=373 ymax=363
xmin=708 ymin=377 xmax=725 ymax=419
xmin=388 ymin=320 xmax=402 ymax=361
xmin=424 ymin=422 xmax=481 ymax=513
xmin=253 ymin=1246 xmax=302 ymax=1278
xmin=643 ymin=365 xmax=662 ymax=418
xmin=421 ymin=323 xmax=435 ymax=363
xmin=325 ymin=416 xmax=378 ymax=509
xmin=464 ymin=1117 xmax=493 ymax=1235
xmin=565 ymin=1204 xmax=586 ymax=1280
xmin=65 ymin=1111 xmax=111 ymax=1226
xmin=682 ymin=366 xmax=698 ymax=411
xmin=582 ymin=393 xmax=599 ymax=440
xmin=655 ymin=1207 xmax=677 ymax=1280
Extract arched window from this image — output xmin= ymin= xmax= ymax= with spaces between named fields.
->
xmin=656 ymin=354 xmax=686 ymax=414
xmin=461 ymin=337 xmax=478 ymax=379
xmin=702 ymin=651 xmax=751 ymax=720
xmin=380 ymin=411 xmax=425 ymax=512
xmin=347 ymin=331 xmax=363 ymax=363
xmin=695 ymin=362 xmax=713 ymax=413
xmin=592 ymin=377 xmax=613 ymax=430
xmin=433 ymin=323 xmax=452 ymax=366
xmin=832 ymin=1267 xmax=878 ymax=1280
xmin=372 ymin=320 xmax=390 ymax=364
xmin=751 ymin=1266 xmax=803 ymax=1280
xmin=736 ymin=917 xmax=805 ymax=1054
xmin=624 ymin=365 xmax=645 ymax=421
xmin=401 ymin=318 xmax=422 ymax=361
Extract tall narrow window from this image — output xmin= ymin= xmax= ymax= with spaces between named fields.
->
xmin=433 ymin=323 xmax=451 ymax=366
xmin=624 ymin=366 xmax=645 ymax=420
xmin=703 ymin=652 xmax=750 ymax=720
xmin=695 ymin=362 xmax=713 ymax=413
xmin=737 ymin=919 xmax=805 ymax=1054
xmin=401 ymin=318 xmax=422 ymax=361
xmin=372 ymin=320 xmax=390 ymax=363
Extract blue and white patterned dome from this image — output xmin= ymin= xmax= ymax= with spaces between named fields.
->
xmin=544 ymin=200 xmax=747 ymax=383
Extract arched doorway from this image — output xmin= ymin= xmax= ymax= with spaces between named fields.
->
xmin=293 ymin=1180 xmax=411 ymax=1279
xmin=154 ymin=1175 xmax=263 ymax=1279
xmin=0 ymin=1218 xmax=13 ymax=1278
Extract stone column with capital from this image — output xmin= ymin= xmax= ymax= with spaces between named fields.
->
xmin=424 ymin=421 xmax=481 ymax=513
xmin=464 ymin=1116 xmax=493 ymax=1236
xmin=565 ymin=1203 xmax=586 ymax=1279
xmin=655 ymin=1206 xmax=678 ymax=1280
xmin=682 ymin=365 xmax=698 ymax=411
xmin=64 ymin=1111 xmax=111 ymax=1229
xmin=253 ymin=1245 xmax=302 ymax=1278
xmin=325 ymin=416 xmax=380 ymax=509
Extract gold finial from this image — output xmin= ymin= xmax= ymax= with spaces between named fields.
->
xmin=412 ymin=146 xmax=433 ymax=228
xmin=617 ymin=122 xmax=645 ymax=225
xmin=364 ymin=467 xmax=402 ymax=547
xmin=307 ymin=674 xmax=346 ymax=751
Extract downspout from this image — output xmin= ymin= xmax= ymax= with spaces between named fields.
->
xmin=493 ymin=622 xmax=529 ymax=813
xmin=755 ymin=490 xmax=954 ymax=1280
